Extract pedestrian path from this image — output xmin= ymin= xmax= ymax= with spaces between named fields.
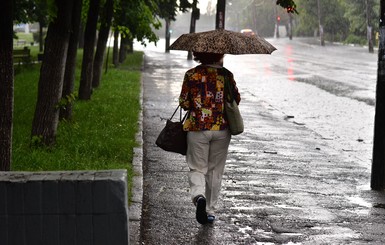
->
xmin=135 ymin=50 xmax=385 ymax=245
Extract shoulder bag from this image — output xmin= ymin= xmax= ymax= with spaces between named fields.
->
xmin=156 ymin=105 xmax=188 ymax=155
xmin=224 ymin=71 xmax=244 ymax=135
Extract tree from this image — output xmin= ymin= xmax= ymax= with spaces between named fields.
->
xmin=0 ymin=0 xmax=13 ymax=170
xmin=294 ymin=0 xmax=349 ymax=43
xmin=31 ymin=0 xmax=74 ymax=146
xmin=113 ymin=0 xmax=161 ymax=63
xmin=341 ymin=0 xmax=378 ymax=50
xmin=371 ymin=1 xmax=385 ymax=190
xmin=60 ymin=0 xmax=83 ymax=121
xmin=155 ymin=0 xmax=192 ymax=51
xmin=92 ymin=0 xmax=114 ymax=88
xmin=78 ymin=0 xmax=101 ymax=100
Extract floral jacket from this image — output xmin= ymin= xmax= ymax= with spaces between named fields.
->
xmin=179 ymin=65 xmax=241 ymax=131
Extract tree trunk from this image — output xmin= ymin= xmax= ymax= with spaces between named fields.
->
xmin=78 ymin=22 xmax=85 ymax=48
xmin=78 ymin=0 xmax=101 ymax=100
xmin=371 ymin=1 xmax=385 ymax=190
xmin=31 ymin=0 xmax=74 ymax=146
xmin=366 ymin=0 xmax=374 ymax=53
xmin=60 ymin=0 xmax=83 ymax=121
xmin=119 ymin=36 xmax=129 ymax=63
xmin=317 ymin=0 xmax=325 ymax=46
xmin=165 ymin=18 xmax=171 ymax=53
xmin=0 ymin=0 xmax=13 ymax=171
xmin=113 ymin=29 xmax=119 ymax=67
xmin=39 ymin=22 xmax=44 ymax=52
xmin=288 ymin=13 xmax=293 ymax=40
xmin=92 ymin=0 xmax=114 ymax=88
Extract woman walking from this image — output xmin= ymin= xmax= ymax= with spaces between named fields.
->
xmin=179 ymin=52 xmax=241 ymax=224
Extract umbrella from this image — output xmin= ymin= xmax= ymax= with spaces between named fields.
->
xmin=168 ymin=29 xmax=276 ymax=55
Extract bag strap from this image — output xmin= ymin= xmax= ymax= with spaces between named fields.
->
xmin=170 ymin=105 xmax=189 ymax=122
xmin=223 ymin=68 xmax=234 ymax=102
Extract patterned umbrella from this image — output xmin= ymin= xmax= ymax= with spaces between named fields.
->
xmin=168 ymin=29 xmax=276 ymax=55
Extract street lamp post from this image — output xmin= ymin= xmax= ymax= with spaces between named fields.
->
xmin=187 ymin=0 xmax=199 ymax=60
xmin=371 ymin=1 xmax=385 ymax=190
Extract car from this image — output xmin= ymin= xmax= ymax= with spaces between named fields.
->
xmin=240 ymin=29 xmax=255 ymax=36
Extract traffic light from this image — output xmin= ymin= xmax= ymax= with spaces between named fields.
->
xmin=277 ymin=16 xmax=281 ymax=22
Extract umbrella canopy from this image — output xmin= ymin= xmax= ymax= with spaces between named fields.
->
xmin=168 ymin=29 xmax=276 ymax=55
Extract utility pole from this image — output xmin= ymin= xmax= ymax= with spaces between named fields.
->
xmin=188 ymin=0 xmax=199 ymax=60
xmin=371 ymin=1 xmax=385 ymax=190
xmin=317 ymin=0 xmax=324 ymax=46
xmin=216 ymin=0 xmax=226 ymax=29
xmin=366 ymin=0 xmax=374 ymax=53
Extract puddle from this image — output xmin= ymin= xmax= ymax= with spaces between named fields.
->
xmin=274 ymin=204 xmax=303 ymax=210
xmin=347 ymin=196 xmax=372 ymax=208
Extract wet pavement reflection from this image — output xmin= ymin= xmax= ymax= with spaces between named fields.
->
xmin=138 ymin=38 xmax=385 ymax=244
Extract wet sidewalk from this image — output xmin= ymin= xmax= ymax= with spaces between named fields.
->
xmin=134 ymin=49 xmax=385 ymax=245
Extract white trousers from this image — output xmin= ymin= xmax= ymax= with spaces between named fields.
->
xmin=186 ymin=130 xmax=231 ymax=215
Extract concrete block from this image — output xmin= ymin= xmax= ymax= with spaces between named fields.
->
xmin=59 ymin=215 xmax=76 ymax=245
xmin=0 ymin=170 xmax=129 ymax=245
xmin=58 ymin=181 xmax=76 ymax=214
xmin=93 ymin=214 xmax=110 ymax=245
xmin=42 ymin=215 xmax=59 ymax=245
xmin=24 ymin=181 xmax=42 ymax=214
xmin=76 ymin=215 xmax=93 ymax=245
xmin=25 ymin=215 xmax=43 ymax=245
xmin=108 ymin=180 xmax=128 ymax=214
xmin=8 ymin=215 xmax=26 ymax=245
xmin=109 ymin=213 xmax=129 ymax=245
xmin=0 ymin=182 xmax=7 ymax=214
xmin=76 ymin=181 xmax=93 ymax=214
xmin=0 ymin=215 xmax=8 ymax=245
xmin=7 ymin=182 xmax=24 ymax=215
xmin=42 ymin=180 xmax=59 ymax=214
xmin=93 ymin=180 xmax=109 ymax=214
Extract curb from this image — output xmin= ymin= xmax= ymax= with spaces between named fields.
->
xmin=128 ymin=58 xmax=144 ymax=244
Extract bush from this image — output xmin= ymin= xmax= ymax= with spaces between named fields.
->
xmin=344 ymin=34 xmax=366 ymax=45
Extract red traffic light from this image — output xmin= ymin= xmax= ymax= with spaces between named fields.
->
xmin=277 ymin=16 xmax=281 ymax=21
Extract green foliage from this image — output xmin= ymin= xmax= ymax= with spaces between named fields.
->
xmin=12 ymin=51 xmax=144 ymax=200
xmin=30 ymin=135 xmax=44 ymax=147
xmin=340 ymin=0 xmax=379 ymax=37
xmin=55 ymin=92 xmax=78 ymax=110
xmin=114 ymin=0 xmax=161 ymax=45
xmin=293 ymin=0 xmax=369 ymax=43
xmin=155 ymin=0 xmax=192 ymax=20
xmin=276 ymin=0 xmax=298 ymax=14
xmin=344 ymin=34 xmax=366 ymax=45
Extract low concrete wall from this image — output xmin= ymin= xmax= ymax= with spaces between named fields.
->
xmin=0 ymin=170 xmax=129 ymax=245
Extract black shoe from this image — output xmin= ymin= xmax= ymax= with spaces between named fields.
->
xmin=207 ymin=215 xmax=215 ymax=224
xmin=196 ymin=196 xmax=208 ymax=224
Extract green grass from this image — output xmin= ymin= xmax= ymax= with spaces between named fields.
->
xmin=12 ymin=51 xmax=143 ymax=200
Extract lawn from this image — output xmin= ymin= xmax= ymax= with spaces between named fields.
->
xmin=12 ymin=50 xmax=143 ymax=200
